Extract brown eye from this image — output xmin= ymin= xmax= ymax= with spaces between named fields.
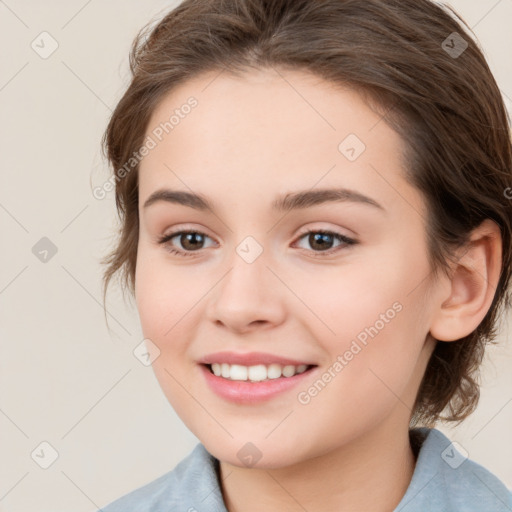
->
xmin=294 ymin=230 xmax=357 ymax=256
xmin=307 ymin=232 xmax=335 ymax=251
xmin=157 ymin=230 xmax=215 ymax=257
xmin=177 ymin=232 xmax=206 ymax=251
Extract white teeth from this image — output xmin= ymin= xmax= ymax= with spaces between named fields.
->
xmin=229 ymin=364 xmax=248 ymax=381
xmin=209 ymin=363 xmax=310 ymax=381
xmin=248 ymin=364 xmax=267 ymax=381
xmin=282 ymin=365 xmax=296 ymax=377
xmin=267 ymin=363 xmax=282 ymax=379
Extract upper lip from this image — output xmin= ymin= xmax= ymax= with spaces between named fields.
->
xmin=198 ymin=351 xmax=316 ymax=367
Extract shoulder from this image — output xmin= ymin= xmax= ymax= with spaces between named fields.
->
xmin=98 ymin=443 xmax=227 ymax=512
xmin=395 ymin=427 xmax=512 ymax=512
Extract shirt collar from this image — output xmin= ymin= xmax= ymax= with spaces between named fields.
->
xmin=180 ymin=428 xmax=511 ymax=512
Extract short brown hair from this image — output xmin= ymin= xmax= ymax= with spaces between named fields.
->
xmin=100 ymin=0 xmax=512 ymax=426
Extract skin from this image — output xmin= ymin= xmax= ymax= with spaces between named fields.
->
xmin=135 ymin=67 xmax=502 ymax=512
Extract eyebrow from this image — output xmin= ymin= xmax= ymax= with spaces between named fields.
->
xmin=142 ymin=187 xmax=385 ymax=213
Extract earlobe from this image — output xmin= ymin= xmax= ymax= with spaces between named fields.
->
xmin=428 ymin=219 xmax=502 ymax=342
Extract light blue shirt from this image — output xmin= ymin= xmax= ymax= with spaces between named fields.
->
xmin=99 ymin=428 xmax=512 ymax=511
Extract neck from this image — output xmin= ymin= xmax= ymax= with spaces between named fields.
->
xmin=218 ymin=419 xmax=417 ymax=512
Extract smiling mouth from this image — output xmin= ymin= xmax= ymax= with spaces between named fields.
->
xmin=203 ymin=363 xmax=317 ymax=382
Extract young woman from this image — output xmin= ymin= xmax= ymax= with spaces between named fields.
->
xmin=97 ymin=0 xmax=512 ymax=510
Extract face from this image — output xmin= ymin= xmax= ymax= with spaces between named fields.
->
xmin=135 ymin=67 xmax=440 ymax=468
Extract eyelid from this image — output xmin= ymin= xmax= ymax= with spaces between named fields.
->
xmin=294 ymin=223 xmax=355 ymax=240
xmin=156 ymin=226 xmax=358 ymax=260
xmin=291 ymin=227 xmax=357 ymax=255
xmin=158 ymin=223 xmax=215 ymax=241
xmin=159 ymin=222 xmax=354 ymax=241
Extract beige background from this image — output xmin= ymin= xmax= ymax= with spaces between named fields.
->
xmin=1 ymin=1 xmax=511 ymax=511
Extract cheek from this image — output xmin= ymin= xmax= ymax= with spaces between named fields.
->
xmin=302 ymin=244 xmax=431 ymax=397
xmin=290 ymin=249 xmax=420 ymax=345
xmin=134 ymin=253 xmax=199 ymax=410
xmin=134 ymin=254 xmax=197 ymax=382
xmin=294 ymin=307 xmax=427 ymax=447
xmin=135 ymin=247 xmax=200 ymax=335
xmin=135 ymin=258 xmax=169 ymax=337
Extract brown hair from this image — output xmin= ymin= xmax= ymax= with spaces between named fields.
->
xmin=100 ymin=0 xmax=512 ymax=426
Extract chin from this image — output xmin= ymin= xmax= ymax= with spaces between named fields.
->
xmin=200 ymin=435 xmax=309 ymax=470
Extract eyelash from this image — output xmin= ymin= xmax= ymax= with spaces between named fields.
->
xmin=157 ymin=228 xmax=357 ymax=258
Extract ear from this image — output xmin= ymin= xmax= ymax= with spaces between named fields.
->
xmin=429 ymin=219 xmax=502 ymax=342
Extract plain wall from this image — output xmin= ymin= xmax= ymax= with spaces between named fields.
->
xmin=1 ymin=1 xmax=511 ymax=511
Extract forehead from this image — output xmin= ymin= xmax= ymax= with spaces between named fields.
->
xmin=138 ymin=67 xmax=424 ymax=220
xmin=145 ymin=67 xmax=393 ymax=152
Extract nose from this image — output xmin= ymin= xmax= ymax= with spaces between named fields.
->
xmin=205 ymin=246 xmax=286 ymax=334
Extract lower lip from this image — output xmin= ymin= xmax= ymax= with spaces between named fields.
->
xmin=199 ymin=364 xmax=317 ymax=404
